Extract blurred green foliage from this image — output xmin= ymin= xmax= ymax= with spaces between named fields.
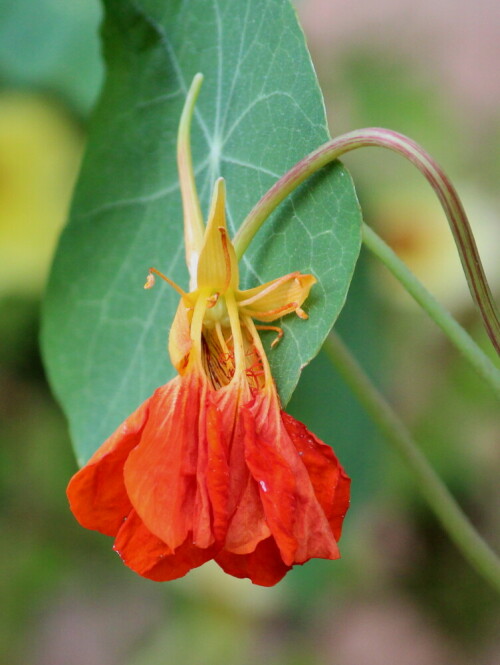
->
xmin=0 ymin=0 xmax=103 ymax=115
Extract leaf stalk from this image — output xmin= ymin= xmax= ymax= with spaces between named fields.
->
xmin=233 ymin=128 xmax=500 ymax=355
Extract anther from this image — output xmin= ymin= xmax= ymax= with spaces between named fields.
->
xmin=144 ymin=273 xmax=155 ymax=289
xmin=295 ymin=307 xmax=308 ymax=320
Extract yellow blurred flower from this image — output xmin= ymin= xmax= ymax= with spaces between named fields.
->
xmin=0 ymin=92 xmax=83 ymax=295
xmin=372 ymin=185 xmax=499 ymax=312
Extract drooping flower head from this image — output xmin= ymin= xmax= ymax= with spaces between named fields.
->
xmin=67 ymin=74 xmax=350 ymax=586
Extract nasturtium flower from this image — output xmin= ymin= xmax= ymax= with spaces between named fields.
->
xmin=67 ymin=75 xmax=350 ymax=586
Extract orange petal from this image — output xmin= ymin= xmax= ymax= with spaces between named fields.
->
xmin=281 ymin=412 xmax=351 ymax=541
xmin=245 ymin=390 xmax=341 ymax=566
xmin=241 ymin=402 xmax=298 ymax=565
xmin=189 ymin=394 xmax=231 ymax=549
xmin=223 ymin=471 xmax=271 ymax=554
xmin=123 ymin=371 xmax=236 ymax=551
xmin=123 ymin=372 xmax=205 ymax=550
xmin=204 ymin=396 xmax=230 ymax=542
xmin=215 ymin=537 xmax=290 ymax=587
xmin=66 ymin=398 xmax=151 ymax=536
xmin=114 ymin=509 xmax=216 ymax=581
xmin=214 ymin=379 xmax=271 ymax=554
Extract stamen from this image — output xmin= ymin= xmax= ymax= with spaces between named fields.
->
xmin=246 ymin=368 xmax=265 ymax=376
xmin=255 ymin=325 xmax=284 ymax=348
xmin=242 ymin=316 xmax=273 ymax=387
xmin=245 ymin=353 xmax=266 ymax=390
xmin=246 ymin=359 xmax=264 ymax=372
xmin=215 ymin=321 xmax=230 ymax=357
xmin=144 ymin=268 xmax=186 ymax=296
xmin=218 ymin=226 xmax=232 ymax=292
xmin=144 ymin=273 xmax=155 ymax=289
xmin=202 ymin=335 xmax=234 ymax=388
xmin=295 ymin=307 xmax=308 ymax=320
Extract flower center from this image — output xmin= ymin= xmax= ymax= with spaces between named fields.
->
xmin=202 ymin=293 xmax=230 ymax=328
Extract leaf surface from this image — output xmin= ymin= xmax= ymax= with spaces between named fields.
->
xmin=42 ymin=0 xmax=362 ymax=463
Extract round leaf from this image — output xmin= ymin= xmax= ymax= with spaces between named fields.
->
xmin=42 ymin=0 xmax=362 ymax=464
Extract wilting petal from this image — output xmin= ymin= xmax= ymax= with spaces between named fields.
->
xmin=216 ymin=537 xmax=291 ymax=587
xmin=66 ymin=398 xmax=151 ymax=537
xmin=223 ymin=471 xmax=271 ymax=554
xmin=214 ymin=379 xmax=271 ymax=554
xmin=282 ymin=412 xmax=351 ymax=541
xmin=114 ymin=509 xmax=216 ymax=582
xmin=241 ymin=403 xmax=298 ymax=564
xmin=123 ymin=371 xmax=204 ymax=550
xmin=237 ymin=272 xmax=317 ymax=322
xmin=204 ymin=397 xmax=231 ymax=542
xmin=245 ymin=391 xmax=340 ymax=566
xmin=190 ymin=394 xmax=230 ymax=548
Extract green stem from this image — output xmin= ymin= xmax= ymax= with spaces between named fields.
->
xmin=324 ymin=332 xmax=500 ymax=593
xmin=362 ymin=223 xmax=500 ymax=398
xmin=233 ymin=128 xmax=500 ymax=355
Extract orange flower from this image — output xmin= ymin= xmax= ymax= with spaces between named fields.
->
xmin=67 ymin=75 xmax=350 ymax=586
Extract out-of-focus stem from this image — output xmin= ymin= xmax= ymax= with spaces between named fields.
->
xmin=324 ymin=331 xmax=500 ymax=594
xmin=233 ymin=128 xmax=500 ymax=354
xmin=362 ymin=224 xmax=500 ymax=398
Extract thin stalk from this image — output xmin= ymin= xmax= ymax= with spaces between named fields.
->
xmin=324 ymin=332 xmax=500 ymax=593
xmin=233 ymin=128 xmax=500 ymax=354
xmin=362 ymin=223 xmax=500 ymax=398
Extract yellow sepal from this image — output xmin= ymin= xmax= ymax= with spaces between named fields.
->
xmin=237 ymin=272 xmax=316 ymax=322
xmin=196 ymin=178 xmax=239 ymax=292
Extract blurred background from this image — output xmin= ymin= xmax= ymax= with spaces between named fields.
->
xmin=0 ymin=0 xmax=498 ymax=663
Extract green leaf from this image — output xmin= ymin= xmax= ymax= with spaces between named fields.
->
xmin=42 ymin=0 xmax=362 ymax=464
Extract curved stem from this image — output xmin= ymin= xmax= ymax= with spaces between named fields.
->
xmin=233 ymin=128 xmax=500 ymax=354
xmin=362 ymin=224 xmax=500 ymax=398
xmin=324 ymin=332 xmax=500 ymax=593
